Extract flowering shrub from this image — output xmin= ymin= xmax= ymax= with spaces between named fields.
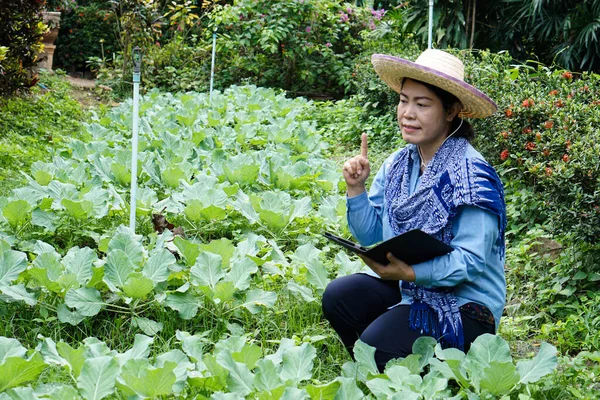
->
xmin=458 ymin=51 xmax=600 ymax=244
xmin=209 ymin=0 xmax=375 ymax=97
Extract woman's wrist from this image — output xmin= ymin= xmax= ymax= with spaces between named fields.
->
xmin=346 ymin=185 xmax=366 ymax=198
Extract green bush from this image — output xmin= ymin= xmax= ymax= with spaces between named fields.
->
xmin=456 ymin=51 xmax=600 ymax=244
xmin=351 ymin=9 xmax=421 ymax=118
xmin=208 ymin=0 xmax=376 ymax=97
xmin=53 ymin=2 xmax=118 ymax=71
xmin=0 ymin=0 xmax=46 ymax=96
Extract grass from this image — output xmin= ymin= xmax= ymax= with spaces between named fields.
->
xmin=0 ymin=71 xmax=86 ymax=196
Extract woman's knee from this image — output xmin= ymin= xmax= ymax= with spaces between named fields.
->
xmin=322 ymin=276 xmax=353 ymax=318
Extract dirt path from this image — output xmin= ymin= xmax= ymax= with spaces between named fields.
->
xmin=64 ymin=75 xmax=116 ymax=109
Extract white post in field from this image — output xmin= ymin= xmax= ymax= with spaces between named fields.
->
xmin=129 ymin=46 xmax=142 ymax=232
xmin=428 ymin=0 xmax=434 ymax=49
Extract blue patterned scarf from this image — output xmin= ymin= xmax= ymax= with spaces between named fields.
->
xmin=384 ymin=137 xmax=506 ymax=349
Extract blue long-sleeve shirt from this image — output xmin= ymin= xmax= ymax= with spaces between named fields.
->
xmin=347 ymin=145 xmax=506 ymax=330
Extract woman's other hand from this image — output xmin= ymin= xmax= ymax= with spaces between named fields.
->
xmin=343 ymin=133 xmax=371 ymax=197
xmin=358 ymin=252 xmax=416 ymax=282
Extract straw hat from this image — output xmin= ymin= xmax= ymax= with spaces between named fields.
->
xmin=371 ymin=49 xmax=497 ymax=118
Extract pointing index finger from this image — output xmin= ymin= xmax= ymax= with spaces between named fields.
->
xmin=361 ymin=132 xmax=368 ymax=158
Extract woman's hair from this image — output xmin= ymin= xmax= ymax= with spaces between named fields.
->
xmin=402 ymin=78 xmax=475 ymax=141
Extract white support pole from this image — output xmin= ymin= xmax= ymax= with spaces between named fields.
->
xmin=428 ymin=0 xmax=434 ymax=49
xmin=129 ymin=47 xmax=142 ymax=232
xmin=209 ymin=31 xmax=217 ymax=103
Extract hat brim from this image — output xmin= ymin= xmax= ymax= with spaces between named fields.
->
xmin=371 ymin=54 xmax=497 ymax=118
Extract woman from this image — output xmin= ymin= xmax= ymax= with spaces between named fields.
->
xmin=322 ymin=49 xmax=506 ymax=372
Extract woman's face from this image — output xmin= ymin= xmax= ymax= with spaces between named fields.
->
xmin=397 ymin=79 xmax=457 ymax=151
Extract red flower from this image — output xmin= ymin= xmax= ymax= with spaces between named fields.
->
xmin=522 ymin=99 xmax=534 ymax=108
xmin=535 ymin=132 xmax=542 ymax=141
xmin=500 ymin=149 xmax=509 ymax=160
xmin=562 ymin=154 xmax=570 ymax=162
xmin=555 ymin=99 xmax=564 ymax=108
xmin=501 ymin=131 xmax=509 ymax=139
xmin=505 ymin=109 xmax=513 ymax=118
xmin=522 ymin=127 xmax=532 ymax=134
xmin=525 ymin=142 xmax=536 ymax=151
xmin=562 ymin=71 xmax=573 ymax=79
xmin=545 ymin=167 xmax=553 ymax=176
xmin=549 ymin=90 xmax=559 ymax=96
xmin=544 ymin=121 xmax=554 ymax=129
xmin=567 ymin=93 xmax=573 ymax=99
xmin=543 ymin=149 xmax=550 ymax=157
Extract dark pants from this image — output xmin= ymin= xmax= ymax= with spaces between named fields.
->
xmin=322 ymin=274 xmax=495 ymax=371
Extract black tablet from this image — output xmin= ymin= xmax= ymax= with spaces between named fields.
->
xmin=323 ymin=230 xmax=453 ymax=265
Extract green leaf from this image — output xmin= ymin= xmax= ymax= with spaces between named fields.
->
xmin=110 ymin=163 xmax=130 ymax=186
xmin=61 ymin=199 xmax=94 ymax=221
xmin=142 ymin=249 xmax=175 ymax=284
xmin=104 ymin=249 xmax=135 ymax=290
xmin=162 ymin=166 xmax=185 ymax=189
xmin=420 ymin=374 xmax=449 ymax=399
xmin=216 ymin=352 xmax=254 ymax=397
xmin=56 ymin=342 xmax=86 ymax=378
xmin=34 ymin=383 xmax=80 ymax=399
xmin=0 ymin=283 xmax=36 ymax=306
xmin=253 ymin=359 xmax=283 ymax=392
xmin=465 ymin=334 xmax=513 ymax=391
xmin=516 ymin=342 xmax=558 ymax=384
xmin=165 ymin=291 xmax=200 ymax=319
xmin=232 ymin=344 xmax=262 ymax=370
xmin=155 ymin=349 xmax=193 ymax=394
xmin=122 ymin=273 xmax=155 ymax=299
xmin=223 ymin=154 xmax=260 ymax=186
xmin=62 ymin=247 xmax=97 ymax=286
xmin=466 ymin=333 xmax=512 ymax=368
xmin=33 ymin=169 xmax=53 ymax=186
xmin=479 ymin=361 xmax=520 ymax=395
xmin=0 ymin=353 xmax=46 ymax=392
xmin=77 ymin=356 xmax=119 ymax=400
xmin=0 ymin=249 xmax=27 ymax=284
xmin=280 ymin=343 xmax=316 ymax=384
xmin=176 ymin=331 xmax=207 ymax=363
xmin=305 ymin=381 xmax=341 ymax=399
xmin=173 ymin=236 xmax=200 ymax=267
xmin=305 ymin=259 xmax=330 ymax=293
xmin=241 ymin=289 xmax=277 ymax=314
xmin=285 ymin=281 xmax=316 ymax=302
xmin=132 ymin=317 xmax=163 ymax=336
xmin=199 ymin=238 xmax=235 ymax=267
xmin=2 ymin=200 xmax=32 ymax=228
xmin=118 ymin=359 xmax=177 ymax=398
xmin=107 ymin=227 xmax=143 ymax=266
xmin=190 ymin=252 xmax=224 ymax=289
xmin=353 ymin=340 xmax=379 ymax=381
xmin=0 ymin=338 xmax=27 ymax=363
xmin=413 ymin=336 xmax=437 ymax=371
xmin=226 ymin=258 xmax=258 ymax=290
xmin=57 ymin=304 xmax=85 ymax=326
xmin=187 ymin=188 xmax=229 ymax=222
xmin=65 ymin=288 xmax=104 ymax=317
xmin=31 ymin=208 xmax=59 ymax=232
xmin=213 ymin=280 xmax=236 ymax=303
xmin=333 ymin=377 xmax=366 ymax=400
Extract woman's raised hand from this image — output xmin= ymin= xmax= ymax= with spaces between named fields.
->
xmin=343 ymin=133 xmax=370 ymax=197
